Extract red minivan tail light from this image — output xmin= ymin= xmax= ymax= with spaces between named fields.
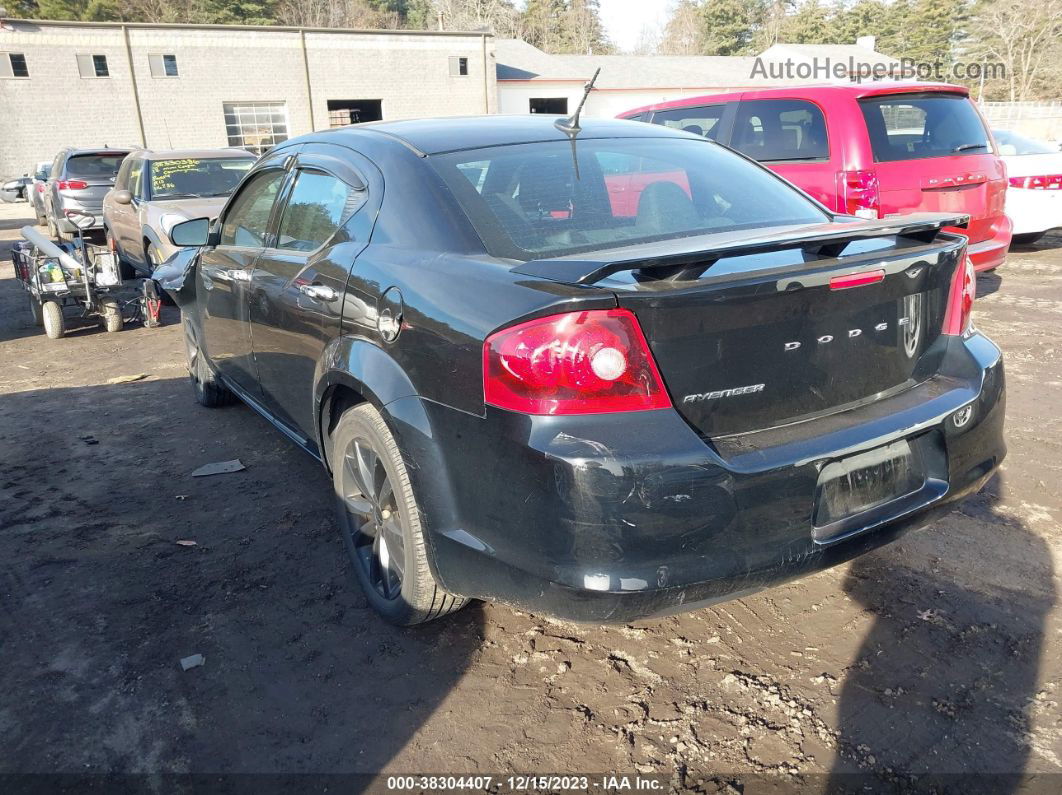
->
xmin=483 ymin=309 xmax=672 ymax=415
xmin=57 ymin=179 xmax=88 ymax=191
xmin=942 ymin=254 xmax=976 ymax=336
xmin=1008 ymin=174 xmax=1062 ymax=190
xmin=840 ymin=169 xmax=880 ymax=219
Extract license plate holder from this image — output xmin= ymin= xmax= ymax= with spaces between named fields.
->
xmin=813 ymin=439 xmax=928 ymax=540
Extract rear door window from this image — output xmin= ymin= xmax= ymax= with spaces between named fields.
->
xmin=860 ymin=94 xmax=991 ymax=162
xmin=732 ymin=100 xmax=829 ymax=162
xmin=652 ymin=105 xmax=726 ymax=140
xmin=275 ymin=170 xmax=364 ymax=252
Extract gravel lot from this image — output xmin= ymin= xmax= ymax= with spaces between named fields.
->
xmin=0 ymin=201 xmax=1059 ymax=789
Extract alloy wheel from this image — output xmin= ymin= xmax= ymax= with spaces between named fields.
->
xmin=340 ymin=438 xmax=405 ymax=600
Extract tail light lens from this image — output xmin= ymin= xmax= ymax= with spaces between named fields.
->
xmin=57 ymin=179 xmax=88 ymax=191
xmin=35 ymin=182 xmax=44 ymax=193
xmin=483 ymin=308 xmax=671 ymax=415
xmin=1008 ymin=174 xmax=1062 ymax=190
xmin=840 ymin=169 xmax=880 ymax=219
xmin=943 ymin=254 xmax=976 ymax=336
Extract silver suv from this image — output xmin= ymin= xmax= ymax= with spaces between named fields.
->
xmin=45 ymin=147 xmax=132 ymax=241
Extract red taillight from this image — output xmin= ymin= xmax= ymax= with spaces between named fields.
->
xmin=943 ymin=255 xmax=976 ymax=336
xmin=483 ymin=309 xmax=671 ymax=415
xmin=840 ymin=169 xmax=880 ymax=219
xmin=1008 ymin=174 xmax=1062 ymax=190
xmin=830 ymin=268 xmax=885 ymax=290
xmin=35 ymin=182 xmax=44 ymax=193
xmin=57 ymin=179 xmax=88 ymax=191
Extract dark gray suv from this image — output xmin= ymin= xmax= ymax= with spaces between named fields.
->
xmin=45 ymin=147 xmax=132 ymax=240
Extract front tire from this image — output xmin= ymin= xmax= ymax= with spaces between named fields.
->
xmin=42 ymin=301 xmax=65 ymax=339
xmin=1012 ymin=232 xmax=1045 ymax=245
xmin=332 ymin=404 xmax=467 ymax=626
xmin=183 ymin=317 xmax=234 ymax=407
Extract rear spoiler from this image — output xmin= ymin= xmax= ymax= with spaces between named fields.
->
xmin=511 ymin=212 xmax=970 ymax=285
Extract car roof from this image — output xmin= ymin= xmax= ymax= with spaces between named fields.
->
xmin=320 ymin=114 xmax=687 ymax=155
xmin=623 ymin=81 xmax=971 ymax=116
xmin=133 ymin=147 xmax=256 ymax=160
xmin=62 ymin=147 xmax=134 ymax=156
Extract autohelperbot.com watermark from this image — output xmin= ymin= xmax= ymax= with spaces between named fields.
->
xmin=751 ymin=57 xmax=1006 ymax=83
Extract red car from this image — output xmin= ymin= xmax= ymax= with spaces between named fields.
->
xmin=619 ymin=82 xmax=1011 ymax=271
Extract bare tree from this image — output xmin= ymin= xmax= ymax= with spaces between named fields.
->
xmin=658 ymin=0 xmax=704 ymax=55
xmin=432 ymin=0 xmax=523 ymax=36
xmin=968 ymin=0 xmax=1062 ymax=101
xmin=275 ymin=0 xmax=402 ymax=29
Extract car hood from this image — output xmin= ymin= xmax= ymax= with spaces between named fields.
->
xmin=147 ymin=196 xmax=230 ymax=223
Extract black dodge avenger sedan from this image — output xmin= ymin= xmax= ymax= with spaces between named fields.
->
xmin=165 ymin=116 xmax=1005 ymax=625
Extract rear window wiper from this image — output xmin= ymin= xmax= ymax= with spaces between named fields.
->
xmin=953 ymin=142 xmax=989 ymax=153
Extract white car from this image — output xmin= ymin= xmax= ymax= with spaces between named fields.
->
xmin=994 ymin=129 xmax=1062 ymax=244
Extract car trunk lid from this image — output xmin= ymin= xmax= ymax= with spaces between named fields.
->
xmin=513 ymin=213 xmax=968 ymax=437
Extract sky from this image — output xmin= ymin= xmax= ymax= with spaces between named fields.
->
xmin=597 ymin=0 xmax=673 ymax=52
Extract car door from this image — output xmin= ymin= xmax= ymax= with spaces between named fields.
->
xmin=729 ymin=98 xmax=837 ymax=210
xmin=199 ymin=156 xmax=290 ymax=395
xmin=109 ymin=157 xmax=143 ymax=262
xmin=248 ymin=145 xmax=375 ymax=443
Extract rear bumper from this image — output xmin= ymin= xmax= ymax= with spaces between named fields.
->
xmin=55 ymin=198 xmax=105 ymax=233
xmin=967 ymin=214 xmax=1012 ymax=271
xmin=394 ymin=333 xmax=1006 ymax=623
xmin=1005 ymin=188 xmax=1062 ymax=236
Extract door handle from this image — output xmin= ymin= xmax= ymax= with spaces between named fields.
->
xmin=298 ymin=283 xmax=338 ymax=302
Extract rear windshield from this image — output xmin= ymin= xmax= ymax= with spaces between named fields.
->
xmin=431 ymin=137 xmax=828 ymax=261
xmin=65 ymin=153 xmax=127 ymax=179
xmin=148 ymin=157 xmax=255 ymax=199
xmin=993 ymin=130 xmax=1056 ymax=156
xmin=860 ymin=94 xmax=991 ymax=162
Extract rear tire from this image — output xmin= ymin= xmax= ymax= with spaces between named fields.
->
xmin=183 ymin=316 xmax=234 ymax=407
xmin=1012 ymin=232 xmax=1045 ymax=245
xmin=42 ymin=301 xmax=65 ymax=339
xmin=332 ymin=404 xmax=468 ymax=626
xmin=29 ymin=295 xmax=43 ymax=326
xmin=100 ymin=297 xmax=123 ymax=333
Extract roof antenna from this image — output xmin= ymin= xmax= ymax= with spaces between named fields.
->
xmin=554 ymin=67 xmax=600 ymax=181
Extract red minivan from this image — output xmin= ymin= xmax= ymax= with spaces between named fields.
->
xmin=619 ymin=83 xmax=1011 ymax=271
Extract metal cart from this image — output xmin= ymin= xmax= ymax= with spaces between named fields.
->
xmin=13 ymin=211 xmax=124 ymax=339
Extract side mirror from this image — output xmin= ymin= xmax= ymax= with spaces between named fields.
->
xmin=170 ymin=216 xmax=211 ymax=247
xmin=113 ymin=189 xmax=133 ymax=205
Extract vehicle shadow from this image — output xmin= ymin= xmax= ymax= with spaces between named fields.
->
xmin=977 ymin=270 xmax=1003 ymax=298
xmin=0 ymin=376 xmax=484 ymax=778
xmin=829 ymin=473 xmax=1055 ymax=789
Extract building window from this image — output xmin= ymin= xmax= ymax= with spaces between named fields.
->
xmin=223 ymin=102 xmax=289 ymax=155
xmin=530 ymin=97 xmax=568 ymax=114
xmin=77 ymin=54 xmax=110 ymax=78
xmin=148 ymin=54 xmax=179 ymax=78
xmin=1 ymin=53 xmax=29 ymax=78
xmin=326 ymin=99 xmax=383 ymax=128
xmin=449 ymin=56 xmax=469 ymax=77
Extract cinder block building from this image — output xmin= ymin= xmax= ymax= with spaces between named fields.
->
xmin=0 ymin=19 xmax=496 ymax=175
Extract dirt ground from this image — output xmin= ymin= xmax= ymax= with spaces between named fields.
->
xmin=0 ymin=200 xmax=1059 ymax=791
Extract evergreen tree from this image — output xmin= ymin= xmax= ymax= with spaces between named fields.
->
xmin=700 ymin=0 xmax=757 ymax=54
